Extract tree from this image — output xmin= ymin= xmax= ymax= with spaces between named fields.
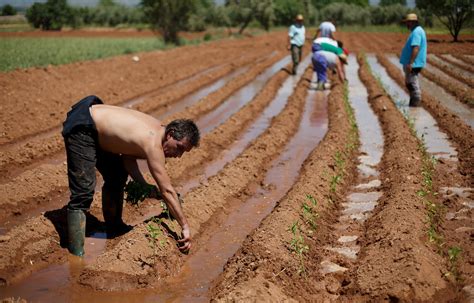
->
xmin=141 ymin=0 xmax=197 ymax=45
xmin=1 ymin=4 xmax=17 ymax=16
xmin=25 ymin=0 xmax=71 ymax=30
xmin=380 ymin=0 xmax=406 ymax=5
xmin=416 ymin=0 xmax=472 ymax=42
xmin=226 ymin=0 xmax=274 ymax=34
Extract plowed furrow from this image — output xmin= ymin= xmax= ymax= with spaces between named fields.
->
xmin=77 ymin=65 xmax=314 ymax=291
xmin=211 ymin=76 xmax=358 ymax=302
xmin=0 ymin=48 xmax=278 ymax=180
xmin=428 ymin=54 xmax=474 ymax=87
xmin=354 ymin=54 xmax=447 ymax=301
xmin=0 ymin=52 xmax=290 ymax=233
xmin=376 ymin=54 xmax=474 ymax=179
xmin=0 ymin=33 xmax=285 ymax=144
xmin=0 ymin=51 xmax=298 ymax=286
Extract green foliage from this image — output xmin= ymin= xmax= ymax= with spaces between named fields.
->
xmin=302 ymin=194 xmax=319 ymax=231
xmin=70 ymin=5 xmax=145 ymax=28
xmin=225 ymin=0 xmax=275 ymax=34
xmin=141 ymin=0 xmax=197 ymax=45
xmin=288 ymin=220 xmax=309 ymax=275
xmin=1 ymin=4 xmax=16 ymax=16
xmin=146 ymin=217 xmax=167 ymax=249
xmin=274 ymin=0 xmax=305 ymax=26
xmin=379 ymin=0 xmax=406 ymax=5
xmin=370 ymin=4 xmax=410 ymax=25
xmin=321 ymin=2 xmax=370 ymax=26
xmin=416 ymin=0 xmax=472 ymax=41
xmin=124 ymin=180 xmax=156 ymax=205
xmin=25 ymin=0 xmax=72 ymax=30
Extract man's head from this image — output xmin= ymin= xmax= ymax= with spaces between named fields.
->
xmin=163 ymin=119 xmax=200 ymax=158
xmin=402 ymin=13 xmax=419 ymax=30
xmin=295 ymin=14 xmax=304 ymax=24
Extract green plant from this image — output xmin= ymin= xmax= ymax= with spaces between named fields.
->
xmin=330 ymin=174 xmax=342 ymax=193
xmin=288 ymin=221 xmax=309 ymax=275
xmin=302 ymin=195 xmax=319 ymax=231
xmin=446 ymin=246 xmax=462 ymax=279
xmin=146 ymin=217 xmax=166 ymax=249
xmin=124 ymin=180 xmax=157 ymax=205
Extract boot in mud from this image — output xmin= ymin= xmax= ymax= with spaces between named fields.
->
xmin=409 ymin=97 xmax=421 ymax=107
xmin=102 ymin=189 xmax=132 ymax=237
xmin=67 ymin=209 xmax=86 ymax=257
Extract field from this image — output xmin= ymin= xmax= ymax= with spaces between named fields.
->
xmin=0 ymin=30 xmax=473 ymax=302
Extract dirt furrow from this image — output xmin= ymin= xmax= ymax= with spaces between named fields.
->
xmin=439 ymin=54 xmax=474 ymax=75
xmin=0 ymin=32 xmax=285 ymax=145
xmin=130 ymin=48 xmax=274 ymax=113
xmin=210 ymin=75 xmax=359 ymax=301
xmin=0 ymin=53 xmax=290 ymax=231
xmin=0 ymin=57 xmax=298 ymax=287
xmin=420 ymin=62 xmax=473 ymax=106
xmin=77 ymin=66 xmax=314 ymax=291
xmin=0 ymin=45 xmax=280 ymax=180
xmin=352 ymin=54 xmax=448 ymax=301
xmin=376 ymin=54 xmax=474 ymax=179
xmin=428 ymin=54 xmax=474 ymax=88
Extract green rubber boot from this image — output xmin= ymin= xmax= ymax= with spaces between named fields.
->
xmin=102 ymin=189 xmax=131 ymax=236
xmin=67 ymin=209 xmax=86 ymax=257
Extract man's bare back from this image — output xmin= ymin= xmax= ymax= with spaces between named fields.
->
xmin=90 ymin=104 xmax=165 ymax=159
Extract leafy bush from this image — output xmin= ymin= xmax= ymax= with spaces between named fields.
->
xmin=321 ymin=2 xmax=370 ymax=26
xmin=142 ymin=0 xmax=198 ymax=45
xmin=25 ymin=0 xmax=72 ymax=30
xmin=1 ymin=4 xmax=16 ymax=16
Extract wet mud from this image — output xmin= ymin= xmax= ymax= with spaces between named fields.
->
xmin=0 ymin=31 xmax=473 ymax=302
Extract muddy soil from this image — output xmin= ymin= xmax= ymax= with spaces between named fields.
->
xmin=0 ymin=31 xmax=473 ymax=302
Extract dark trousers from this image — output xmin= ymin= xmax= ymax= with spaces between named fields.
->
xmin=291 ymin=44 xmax=303 ymax=74
xmin=64 ymin=127 xmax=128 ymax=211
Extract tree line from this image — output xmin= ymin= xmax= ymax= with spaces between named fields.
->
xmin=11 ymin=0 xmax=472 ymax=43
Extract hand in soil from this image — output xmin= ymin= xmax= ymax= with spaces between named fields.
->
xmin=178 ymin=226 xmax=192 ymax=253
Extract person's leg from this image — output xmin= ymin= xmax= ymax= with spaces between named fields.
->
xmin=312 ymin=53 xmax=328 ymax=89
xmin=291 ymin=44 xmax=300 ymax=75
xmin=64 ymin=128 xmax=98 ymax=256
xmin=96 ymin=151 xmax=130 ymax=236
xmin=404 ymin=66 xmax=422 ymax=106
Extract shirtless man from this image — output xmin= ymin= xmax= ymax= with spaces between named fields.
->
xmin=62 ymin=95 xmax=200 ymax=256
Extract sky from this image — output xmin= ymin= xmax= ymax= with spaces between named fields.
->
xmin=1 ymin=0 xmax=415 ymax=9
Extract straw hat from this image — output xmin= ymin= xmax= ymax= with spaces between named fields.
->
xmin=402 ymin=13 xmax=418 ymax=22
xmin=296 ymin=14 xmax=304 ymax=21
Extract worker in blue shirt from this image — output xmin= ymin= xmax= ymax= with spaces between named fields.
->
xmin=287 ymin=14 xmax=306 ymax=75
xmin=399 ymin=13 xmax=427 ymax=107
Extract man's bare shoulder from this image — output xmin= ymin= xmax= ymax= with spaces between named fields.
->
xmin=90 ymin=104 xmax=165 ymax=156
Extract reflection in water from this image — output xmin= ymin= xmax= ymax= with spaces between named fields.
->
xmin=386 ymin=55 xmax=474 ymax=129
xmin=367 ymin=54 xmax=458 ymax=161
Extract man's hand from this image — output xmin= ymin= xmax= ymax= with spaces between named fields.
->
xmin=406 ymin=64 xmax=412 ymax=73
xmin=178 ymin=225 xmax=191 ymax=252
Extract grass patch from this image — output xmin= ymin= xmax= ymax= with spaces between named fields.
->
xmin=0 ymin=36 xmax=169 ymax=71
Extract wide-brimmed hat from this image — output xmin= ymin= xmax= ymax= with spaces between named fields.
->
xmin=402 ymin=13 xmax=418 ymax=22
xmin=339 ymin=53 xmax=348 ymax=65
xmin=296 ymin=14 xmax=304 ymax=21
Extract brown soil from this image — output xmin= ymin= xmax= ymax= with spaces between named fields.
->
xmin=0 ymin=31 xmax=473 ymax=302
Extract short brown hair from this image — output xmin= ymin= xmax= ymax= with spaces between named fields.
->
xmin=165 ymin=119 xmax=200 ymax=147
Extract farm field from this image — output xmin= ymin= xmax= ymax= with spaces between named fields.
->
xmin=0 ymin=30 xmax=473 ymax=302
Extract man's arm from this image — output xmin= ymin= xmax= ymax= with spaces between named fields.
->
xmin=336 ymin=59 xmax=346 ymax=83
xmin=123 ymin=156 xmax=147 ymax=184
xmin=146 ymin=150 xmax=191 ymax=252
xmin=407 ymin=45 xmax=419 ymax=73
